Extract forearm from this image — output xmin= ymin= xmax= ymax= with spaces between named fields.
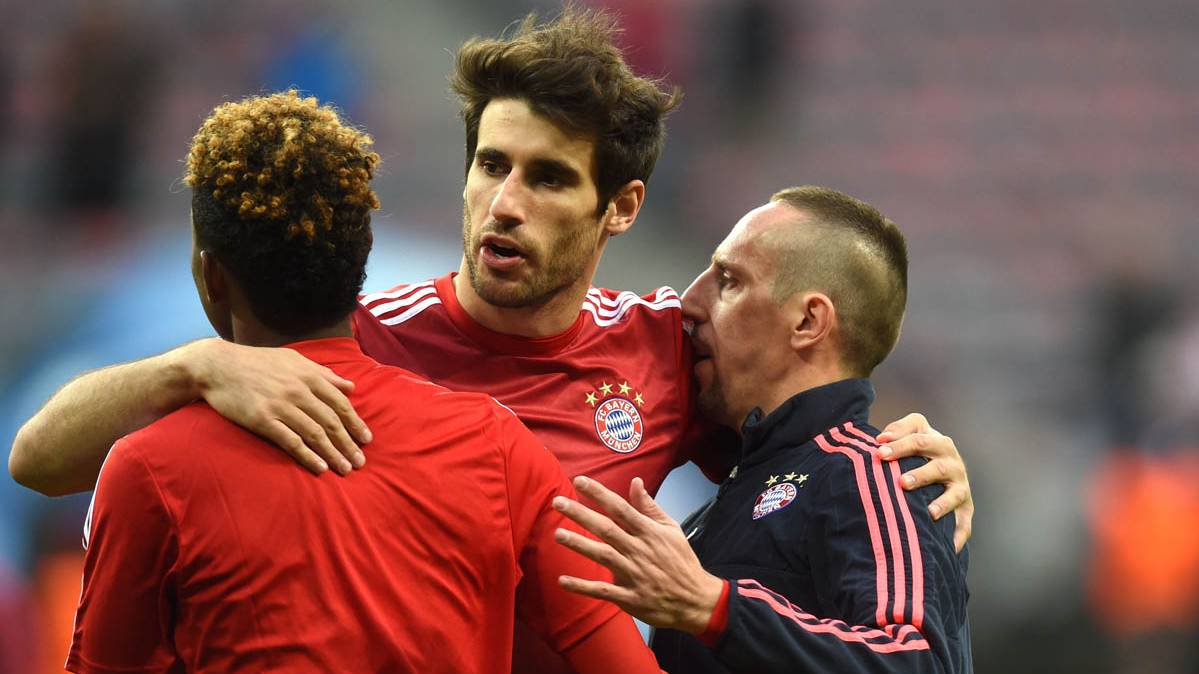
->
xmin=712 ymin=580 xmax=947 ymax=674
xmin=10 ymin=341 xmax=209 ymax=496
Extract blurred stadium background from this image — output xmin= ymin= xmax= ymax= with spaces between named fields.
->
xmin=1 ymin=0 xmax=1197 ymax=671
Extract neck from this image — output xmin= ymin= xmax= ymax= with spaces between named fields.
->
xmin=453 ymin=258 xmax=596 ymax=338
xmin=231 ymin=316 xmax=354 ymax=348
xmin=736 ymin=357 xmax=850 ymax=433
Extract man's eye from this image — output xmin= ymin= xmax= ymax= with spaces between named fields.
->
xmin=480 ymin=161 xmax=506 ymax=175
xmin=536 ymin=174 xmax=562 ymax=187
xmin=718 ymin=272 xmax=736 ymax=290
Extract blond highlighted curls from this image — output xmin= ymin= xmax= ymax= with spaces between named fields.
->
xmin=185 ymin=90 xmax=379 ymax=243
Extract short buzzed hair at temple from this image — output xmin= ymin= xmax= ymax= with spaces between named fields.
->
xmin=185 ymin=90 xmax=380 ymax=335
xmin=768 ymin=186 xmax=909 ymax=377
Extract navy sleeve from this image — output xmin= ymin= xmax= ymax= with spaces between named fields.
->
xmin=709 ymin=423 xmax=970 ymax=673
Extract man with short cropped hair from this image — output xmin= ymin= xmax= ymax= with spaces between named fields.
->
xmin=554 ymin=186 xmax=973 ymax=673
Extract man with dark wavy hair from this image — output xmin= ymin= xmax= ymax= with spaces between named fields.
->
xmin=65 ymin=91 xmax=660 ymax=674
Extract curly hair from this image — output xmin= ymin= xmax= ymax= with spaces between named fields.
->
xmin=185 ymin=90 xmax=379 ymax=335
xmin=451 ymin=6 xmax=681 ymax=214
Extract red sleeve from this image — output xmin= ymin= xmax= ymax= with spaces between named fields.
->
xmin=561 ymin=612 xmax=663 ymax=674
xmin=496 ymin=407 xmax=635 ymax=654
xmin=67 ymin=436 xmax=182 ymax=674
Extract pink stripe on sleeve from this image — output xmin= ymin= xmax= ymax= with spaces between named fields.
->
xmin=814 ymin=433 xmax=889 ymax=627
xmin=846 ymin=422 xmax=926 ymax=630
xmin=831 ymin=426 xmax=907 ymax=624
xmin=735 ymin=580 xmax=929 ymax=653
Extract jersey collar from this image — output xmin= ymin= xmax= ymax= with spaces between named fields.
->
xmin=283 ymin=337 xmax=368 ymax=366
xmin=738 ymin=379 xmax=876 ymax=467
xmin=435 ymin=273 xmax=586 ymax=357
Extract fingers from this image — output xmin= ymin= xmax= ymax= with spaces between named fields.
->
xmin=557 ymin=575 xmax=637 ymax=607
xmin=314 ymin=370 xmax=372 ymax=446
xmin=275 ymin=404 xmax=354 ymax=476
xmin=898 ymin=455 xmax=964 ymax=491
xmin=304 ymin=380 xmax=368 ymax=467
xmin=572 ymin=476 xmax=653 ymax=535
xmin=261 ymin=419 xmax=329 ymax=475
xmin=553 ymin=495 xmax=637 ymax=551
xmin=880 ymin=432 xmax=955 ymax=462
xmin=876 ymin=412 xmax=933 ymax=444
xmin=629 ymin=477 xmax=673 ymax=525
xmin=554 ymin=527 xmax=634 ymax=577
xmin=319 ymin=367 xmax=356 ymax=394
xmin=927 ymin=483 xmax=970 ymax=520
xmin=953 ymin=502 xmax=975 ymax=552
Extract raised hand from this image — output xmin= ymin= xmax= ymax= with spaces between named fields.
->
xmin=553 ymin=476 xmax=724 ymax=635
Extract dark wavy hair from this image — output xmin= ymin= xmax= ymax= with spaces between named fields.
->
xmin=451 ymin=7 xmax=681 ymax=214
xmin=185 ymin=90 xmax=379 ymax=335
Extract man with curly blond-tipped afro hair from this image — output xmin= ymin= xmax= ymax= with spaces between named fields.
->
xmin=64 ymin=90 xmax=664 ymax=674
xmin=186 ymin=90 xmax=379 ymax=339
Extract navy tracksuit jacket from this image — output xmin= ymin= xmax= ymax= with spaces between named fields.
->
xmin=651 ymin=379 xmax=972 ymax=673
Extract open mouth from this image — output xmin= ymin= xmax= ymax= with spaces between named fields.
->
xmin=485 ymin=242 xmax=522 ymax=259
xmin=479 ymin=233 xmax=528 ymax=270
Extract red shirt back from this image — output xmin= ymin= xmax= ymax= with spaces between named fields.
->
xmin=67 ymin=338 xmax=625 ymax=674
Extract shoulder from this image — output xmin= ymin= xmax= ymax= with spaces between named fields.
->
xmin=367 ymin=360 xmax=516 ymax=429
xmin=803 ymin=422 xmax=893 ymax=496
xmin=581 ymin=285 xmax=681 ymax=329
xmin=120 ymin=402 xmax=226 ymax=458
xmin=356 ymin=278 xmax=442 ymax=327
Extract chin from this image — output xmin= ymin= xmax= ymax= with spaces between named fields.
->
xmin=470 ymin=272 xmax=541 ymax=309
xmin=696 ymin=386 xmax=734 ymax=428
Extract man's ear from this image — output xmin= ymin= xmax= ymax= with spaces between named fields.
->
xmin=790 ymin=292 xmax=836 ymax=353
xmin=199 ymin=250 xmax=227 ymax=305
xmin=602 ymin=179 xmax=645 ymax=237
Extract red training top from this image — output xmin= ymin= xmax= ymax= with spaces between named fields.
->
xmin=67 ymin=338 xmax=657 ymax=674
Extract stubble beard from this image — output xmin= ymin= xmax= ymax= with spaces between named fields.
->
xmin=461 ymin=204 xmax=598 ymax=310
xmin=696 ymin=379 xmax=737 ymax=430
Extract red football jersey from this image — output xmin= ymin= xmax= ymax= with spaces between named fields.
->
xmin=67 ymin=338 xmax=648 ymax=674
xmin=354 ymin=272 xmax=713 ymax=498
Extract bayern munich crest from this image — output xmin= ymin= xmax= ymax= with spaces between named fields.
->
xmin=594 ymin=397 xmax=644 ymax=453
xmin=585 ymin=380 xmax=647 ymax=453
xmin=752 ymin=483 xmax=798 ymax=520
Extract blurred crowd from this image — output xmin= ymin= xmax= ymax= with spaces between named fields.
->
xmin=0 ymin=0 xmax=1196 ymax=672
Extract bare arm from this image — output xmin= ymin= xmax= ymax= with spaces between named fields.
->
xmin=10 ymin=339 xmax=370 ymax=497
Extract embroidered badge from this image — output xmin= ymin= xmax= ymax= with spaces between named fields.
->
xmin=752 ymin=483 xmax=798 ymax=520
xmin=586 ymin=380 xmax=645 ymax=453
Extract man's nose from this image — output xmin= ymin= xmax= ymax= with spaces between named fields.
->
xmin=680 ymin=270 xmax=712 ymax=324
xmin=489 ymin=173 xmax=527 ymax=225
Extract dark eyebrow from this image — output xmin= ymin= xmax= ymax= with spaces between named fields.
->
xmin=475 ymin=147 xmax=508 ymax=164
xmin=528 ymin=158 xmax=582 ymax=185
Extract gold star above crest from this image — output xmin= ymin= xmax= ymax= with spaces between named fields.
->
xmin=599 ymin=381 xmax=614 ymax=395
xmin=618 ymin=381 xmax=632 ymax=395
xmin=784 ymin=472 xmax=798 ymax=481
xmin=585 ymin=391 xmax=598 ymax=407
xmin=765 ymin=475 xmax=779 ymax=486
xmin=634 ymin=392 xmax=645 ymax=406
xmin=797 ymin=474 xmax=809 ymax=485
